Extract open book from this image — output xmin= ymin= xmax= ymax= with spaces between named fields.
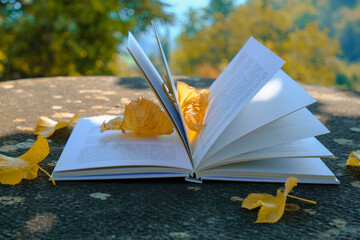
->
xmin=51 ymin=25 xmax=339 ymax=184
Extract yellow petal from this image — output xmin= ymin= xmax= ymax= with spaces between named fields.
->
xmin=34 ymin=113 xmax=79 ymax=138
xmin=0 ymin=135 xmax=49 ymax=185
xmin=346 ymin=150 xmax=360 ymax=166
xmin=177 ymin=81 xmax=209 ymax=132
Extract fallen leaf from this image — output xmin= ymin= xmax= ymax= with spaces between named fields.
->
xmin=177 ymin=81 xmax=209 ymax=133
xmin=0 ymin=135 xmax=52 ymax=185
xmin=34 ymin=113 xmax=79 ymax=138
xmin=101 ymin=97 xmax=174 ymax=136
xmin=346 ymin=150 xmax=360 ymax=166
xmin=242 ymin=177 xmax=315 ymax=223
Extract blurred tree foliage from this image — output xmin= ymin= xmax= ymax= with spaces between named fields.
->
xmin=0 ymin=0 xmax=172 ymax=81
xmin=172 ymin=0 xmax=360 ymax=91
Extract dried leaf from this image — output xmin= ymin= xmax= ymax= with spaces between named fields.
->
xmin=177 ymin=81 xmax=209 ymax=132
xmin=100 ymin=117 xmax=125 ymax=133
xmin=101 ymin=97 xmax=174 ymax=136
xmin=0 ymin=135 xmax=49 ymax=185
xmin=242 ymin=177 xmax=298 ymax=223
xmin=34 ymin=113 xmax=79 ymax=138
xmin=346 ymin=150 xmax=360 ymax=166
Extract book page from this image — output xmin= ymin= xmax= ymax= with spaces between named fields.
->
xmin=152 ymin=22 xmax=178 ymax=105
xmin=197 ymin=158 xmax=338 ymax=184
xmin=127 ymin=32 xmax=192 ymax=159
xmin=192 ymin=37 xmax=285 ymax=167
xmin=199 ymin=137 xmax=333 ymax=170
xmin=201 ymin=70 xmax=316 ymax=160
xmin=53 ymin=116 xmax=193 ymax=173
xmin=199 ymin=108 xmax=329 ymax=167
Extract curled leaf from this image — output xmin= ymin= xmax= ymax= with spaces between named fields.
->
xmin=346 ymin=150 xmax=360 ymax=166
xmin=34 ymin=113 xmax=79 ymax=138
xmin=0 ymin=135 xmax=54 ymax=185
xmin=242 ymin=177 xmax=315 ymax=223
xmin=101 ymin=97 xmax=174 ymax=136
xmin=177 ymin=81 xmax=209 ymax=133
xmin=100 ymin=117 xmax=125 ymax=133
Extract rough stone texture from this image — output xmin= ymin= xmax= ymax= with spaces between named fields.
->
xmin=0 ymin=76 xmax=360 ymax=240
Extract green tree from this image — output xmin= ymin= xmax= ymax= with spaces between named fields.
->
xmin=172 ymin=0 xmax=341 ymax=86
xmin=0 ymin=0 xmax=172 ymax=81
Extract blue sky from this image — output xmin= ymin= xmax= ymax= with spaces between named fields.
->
xmin=138 ymin=0 xmax=246 ymax=52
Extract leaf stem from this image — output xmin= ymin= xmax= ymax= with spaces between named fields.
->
xmin=39 ymin=166 xmax=56 ymax=186
xmin=287 ymin=194 xmax=316 ymax=204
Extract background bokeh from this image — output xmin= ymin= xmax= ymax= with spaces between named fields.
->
xmin=0 ymin=0 xmax=359 ymax=91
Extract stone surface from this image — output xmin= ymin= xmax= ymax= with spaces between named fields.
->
xmin=1 ymin=76 xmax=360 ymax=239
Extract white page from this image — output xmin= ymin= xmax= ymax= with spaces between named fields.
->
xmin=192 ymin=37 xmax=285 ymax=166
xmin=53 ymin=173 xmax=189 ymax=181
xmin=127 ymin=32 xmax=191 ymax=158
xmin=53 ymin=116 xmax=192 ymax=173
xmin=152 ymin=22 xmax=178 ymax=105
xmin=201 ymin=70 xmax=316 ymax=162
xmin=199 ymin=108 xmax=329 ymax=166
xmin=199 ymin=137 xmax=333 ymax=170
xmin=197 ymin=158 xmax=338 ymax=184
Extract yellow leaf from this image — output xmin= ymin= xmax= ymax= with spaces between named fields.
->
xmin=34 ymin=113 xmax=79 ymax=138
xmin=0 ymin=135 xmax=50 ymax=185
xmin=346 ymin=150 xmax=360 ymax=166
xmin=242 ymin=177 xmax=300 ymax=223
xmin=177 ymin=81 xmax=209 ymax=133
xmin=101 ymin=97 xmax=174 ymax=136
xmin=100 ymin=117 xmax=125 ymax=133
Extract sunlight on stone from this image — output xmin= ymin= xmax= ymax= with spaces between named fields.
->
xmin=90 ymin=192 xmax=111 ymax=200
xmin=351 ymin=181 xmax=360 ymax=188
xmin=0 ymin=144 xmax=17 ymax=152
xmin=78 ymin=89 xmax=101 ymax=94
xmin=106 ymin=110 xmax=123 ymax=115
xmin=16 ymin=126 xmax=34 ymax=132
xmin=187 ymin=186 xmax=201 ymax=192
xmin=0 ymin=196 xmax=25 ymax=205
xmin=102 ymin=91 xmax=117 ymax=95
xmin=25 ymin=213 xmax=56 ymax=233
xmin=230 ymin=196 xmax=243 ymax=202
xmin=12 ymin=119 xmax=26 ymax=123
xmin=334 ymin=138 xmax=353 ymax=145
xmin=2 ymin=84 xmax=14 ymax=89
xmin=329 ymin=219 xmax=347 ymax=228
xmin=51 ymin=112 xmax=76 ymax=118
xmin=120 ymin=97 xmax=131 ymax=104
xmin=169 ymin=232 xmax=190 ymax=238
xmin=92 ymin=105 xmax=109 ymax=109
xmin=303 ymin=209 xmax=316 ymax=215
xmin=16 ymin=139 xmax=35 ymax=149
xmin=350 ymin=127 xmax=360 ymax=132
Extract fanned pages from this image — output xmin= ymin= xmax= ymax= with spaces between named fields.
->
xmin=51 ymin=26 xmax=338 ymax=184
